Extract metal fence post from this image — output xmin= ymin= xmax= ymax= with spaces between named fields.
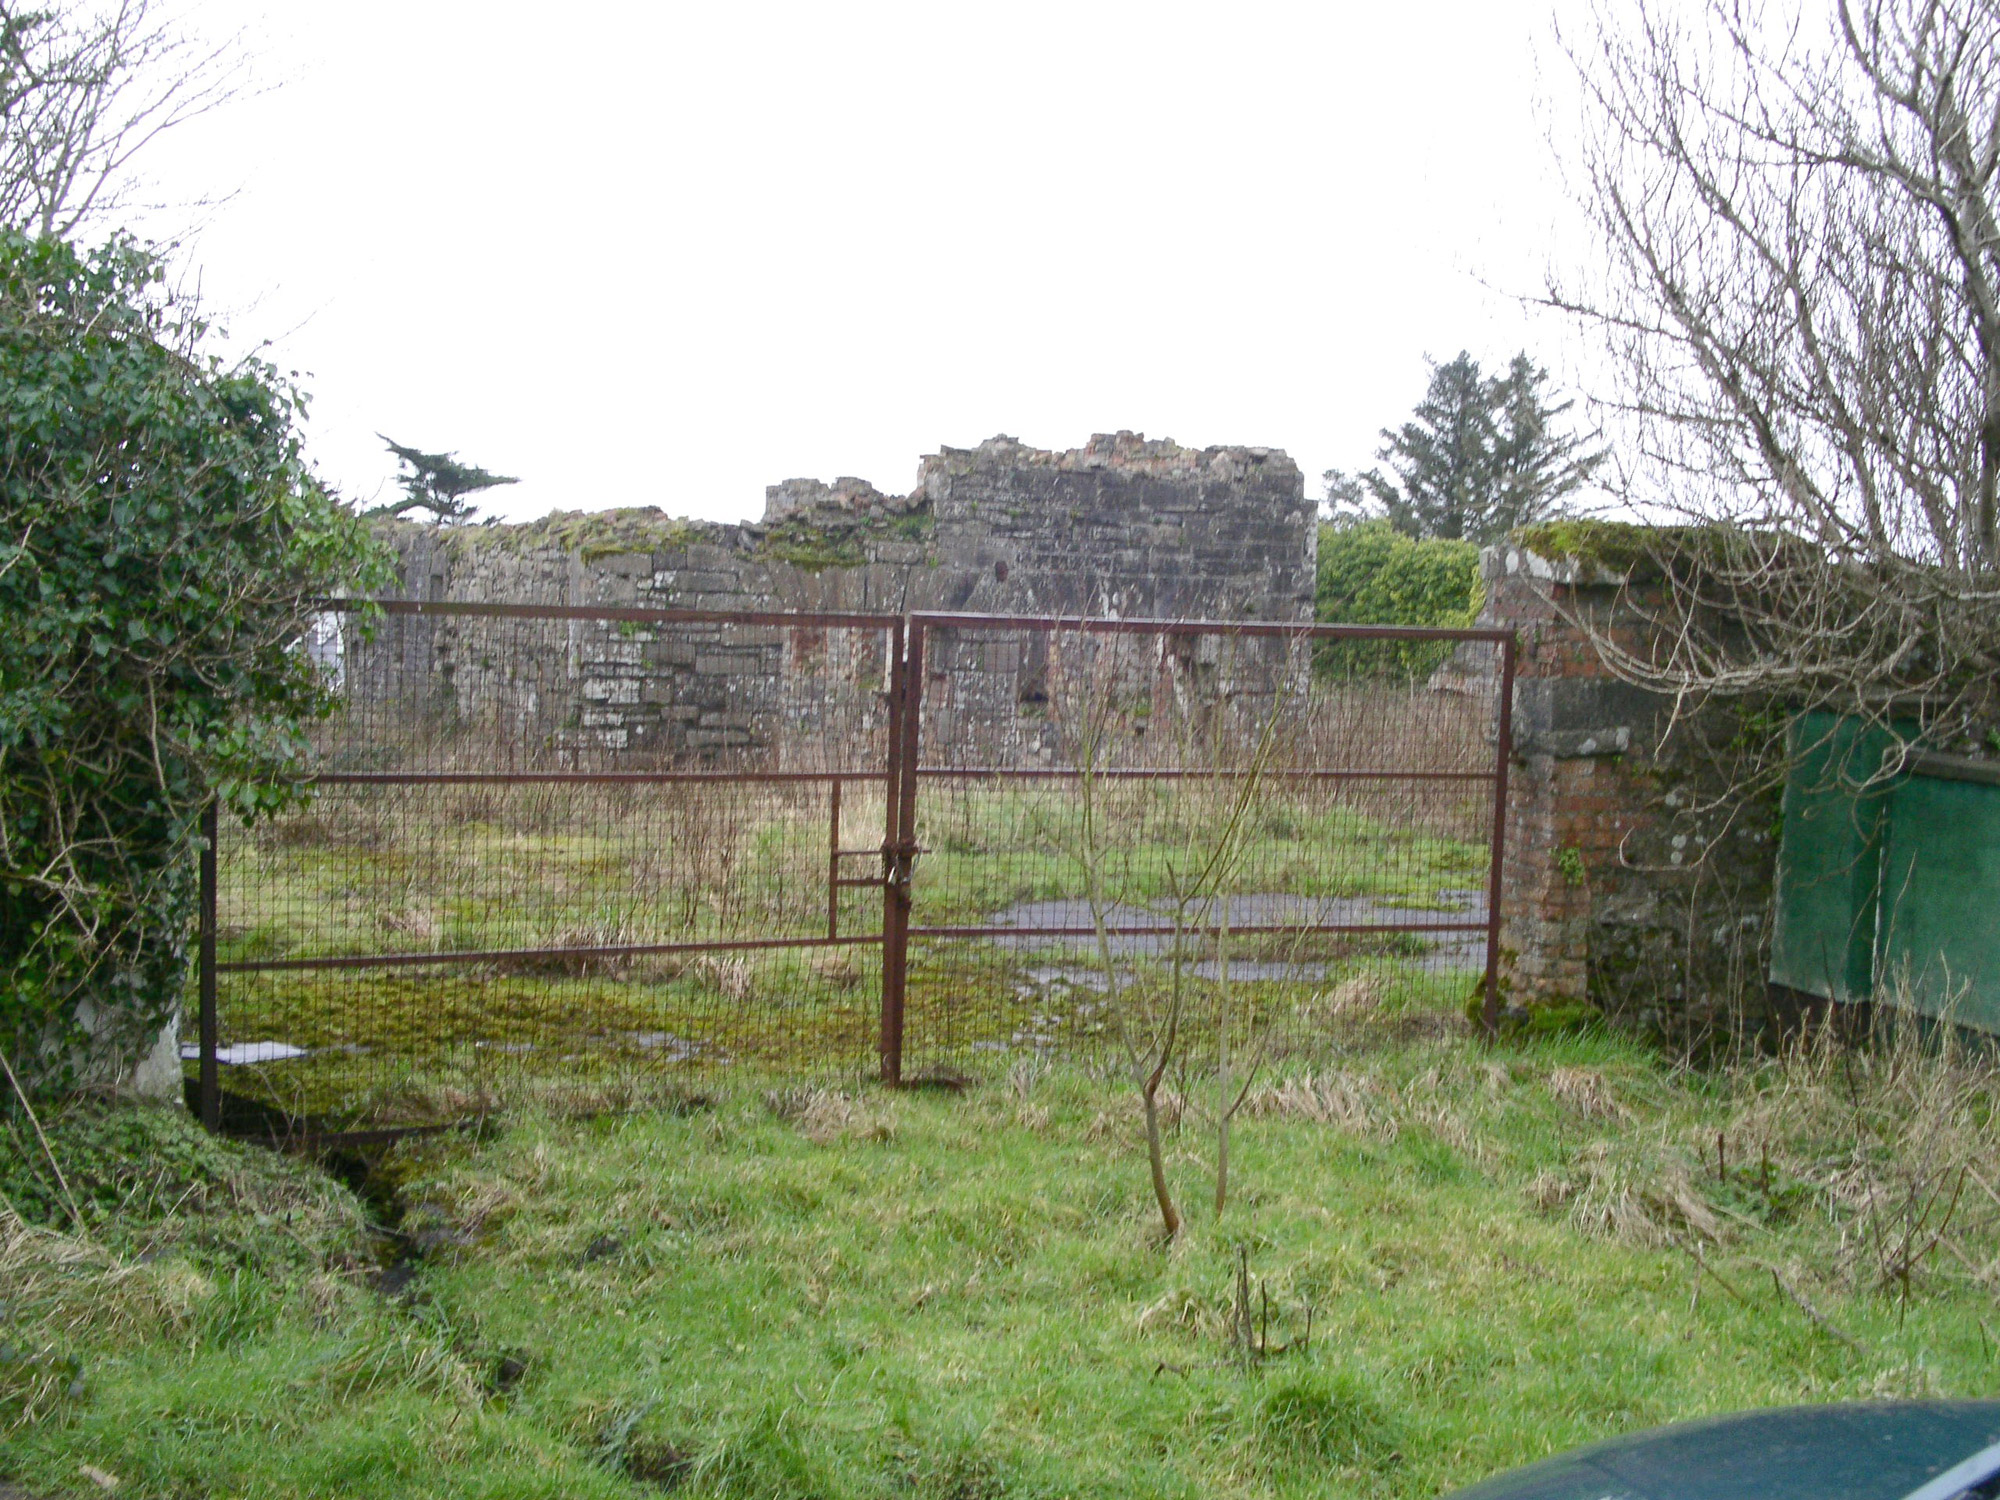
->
xmin=199 ymin=797 xmax=220 ymax=1131
xmin=1480 ymin=633 xmax=1518 ymax=1038
xmin=878 ymin=618 xmax=919 ymax=1084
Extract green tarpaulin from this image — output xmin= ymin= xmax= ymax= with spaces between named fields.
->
xmin=1770 ymin=712 xmax=2000 ymax=1031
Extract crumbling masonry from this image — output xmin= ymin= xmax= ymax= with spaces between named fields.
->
xmin=1480 ymin=543 xmax=1781 ymax=1037
xmin=364 ymin=433 xmax=1316 ymax=763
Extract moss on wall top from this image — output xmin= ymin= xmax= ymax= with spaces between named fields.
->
xmin=752 ymin=506 xmax=934 ymax=573
xmin=376 ymin=510 xmax=727 ymax=565
xmin=1507 ymin=520 xmax=1693 ymax=578
xmin=1508 ymin=520 xmax=1809 ymax=584
xmin=484 ymin=508 xmax=721 ymax=562
xmin=385 ymin=503 xmax=940 ymax=575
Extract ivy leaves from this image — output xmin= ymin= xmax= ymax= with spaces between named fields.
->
xmin=0 ymin=231 xmax=390 ymax=1094
xmin=1314 ymin=521 xmax=1481 ymax=682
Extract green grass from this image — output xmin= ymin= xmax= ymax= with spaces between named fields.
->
xmin=216 ymin=781 xmax=1487 ymax=968
xmin=913 ymin=784 xmax=1486 ymax=926
xmin=11 ymin=1007 xmax=2000 ymax=1498
xmin=202 ymin=771 xmax=1492 ymax=1126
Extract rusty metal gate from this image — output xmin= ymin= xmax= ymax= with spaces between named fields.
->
xmin=884 ymin=613 xmax=1515 ymax=1082
xmin=194 ymin=602 xmax=1513 ymax=1133
xmin=196 ymin=601 xmax=908 ymax=1134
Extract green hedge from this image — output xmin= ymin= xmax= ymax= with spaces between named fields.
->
xmin=1314 ymin=520 xmax=1481 ymax=680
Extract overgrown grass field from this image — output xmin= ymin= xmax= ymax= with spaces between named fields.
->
xmin=8 ymin=1001 xmax=2000 ymax=1498
xmin=218 ymin=777 xmax=1489 ymax=968
xmin=204 ymin=735 xmax=1495 ymax=1123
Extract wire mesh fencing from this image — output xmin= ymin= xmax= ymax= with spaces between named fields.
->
xmin=194 ymin=603 xmax=903 ymax=1136
xmin=192 ymin=602 xmax=1514 ymax=1137
xmin=891 ymin=615 xmax=1512 ymax=1082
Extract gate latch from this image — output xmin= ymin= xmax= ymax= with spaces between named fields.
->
xmin=882 ymin=838 xmax=927 ymax=892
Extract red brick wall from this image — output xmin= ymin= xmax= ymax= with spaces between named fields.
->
xmin=1487 ymin=560 xmax=1638 ymax=1003
xmin=1478 ymin=548 xmax=1775 ymax=1030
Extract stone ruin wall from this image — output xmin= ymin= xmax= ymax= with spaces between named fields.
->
xmin=352 ymin=433 xmax=1316 ymax=768
xmin=354 ymin=447 xmax=1791 ymax=1037
xmin=1481 ymin=545 xmax=1782 ymax=1041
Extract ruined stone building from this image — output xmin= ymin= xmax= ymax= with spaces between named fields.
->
xmin=341 ymin=433 xmax=1316 ymax=766
xmin=387 ymin=432 xmax=1313 ymax=622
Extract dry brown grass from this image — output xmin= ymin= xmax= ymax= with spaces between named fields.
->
xmin=1527 ymin=1138 xmax=1728 ymax=1248
xmin=807 ymin=950 xmax=862 ymax=991
xmin=1509 ymin=1000 xmax=2000 ymax=1311
xmin=1545 ymin=1065 xmax=1632 ymax=1122
xmin=377 ymin=901 xmax=443 ymax=946
xmin=1243 ymin=1069 xmax=1398 ymax=1138
xmin=1718 ymin=1014 xmax=2000 ymax=1298
xmin=1278 ymin=684 xmax=1494 ymax=841
xmin=764 ymin=1087 xmax=893 ymax=1144
xmin=695 ymin=955 xmax=754 ymax=1003
xmin=1312 ymin=973 xmax=1385 ymax=1021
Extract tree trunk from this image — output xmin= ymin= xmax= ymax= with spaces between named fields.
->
xmin=1141 ymin=1075 xmax=1181 ymax=1240
xmin=1215 ymin=1115 xmax=1230 ymax=1218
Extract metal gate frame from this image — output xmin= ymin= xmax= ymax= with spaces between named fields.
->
xmin=872 ymin=611 xmax=1517 ymax=1083
xmin=198 ymin=600 xmax=909 ymax=1132
xmin=196 ymin=603 xmax=1515 ymax=1125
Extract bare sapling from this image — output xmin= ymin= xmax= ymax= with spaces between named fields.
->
xmin=1055 ymin=630 xmax=1182 ymax=1239
xmin=1049 ymin=628 xmax=1296 ymax=1238
xmin=1196 ymin=638 xmax=1304 ymax=1218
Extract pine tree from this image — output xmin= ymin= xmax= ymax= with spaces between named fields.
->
xmin=366 ymin=436 xmax=518 ymax=524
xmin=1325 ymin=352 xmax=1602 ymax=543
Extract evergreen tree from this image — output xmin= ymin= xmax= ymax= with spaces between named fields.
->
xmin=1325 ymin=352 xmax=1603 ymax=543
xmin=367 ymin=436 xmax=517 ymax=524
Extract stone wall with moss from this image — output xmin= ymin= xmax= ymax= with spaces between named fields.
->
xmin=387 ymin=431 xmax=1311 ymax=618
xmin=1479 ymin=537 xmax=1783 ymax=1043
xmin=364 ymin=433 xmax=1313 ymax=763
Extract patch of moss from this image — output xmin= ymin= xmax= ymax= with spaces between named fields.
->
xmin=476 ymin=508 xmax=719 ymax=563
xmin=201 ymin=957 xmax=892 ymax=1126
xmin=759 ymin=518 xmax=868 ymax=572
xmin=1465 ymin=992 xmax=1603 ymax=1037
xmin=1507 ymin=520 xmax=1692 ymax=578
xmin=755 ymin=506 xmax=935 ymax=574
xmin=1509 ymin=519 xmax=1810 ymax=584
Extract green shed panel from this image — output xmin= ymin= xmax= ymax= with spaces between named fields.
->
xmin=1768 ymin=713 xmax=1899 ymax=1005
xmin=1876 ymin=773 xmax=2000 ymax=1029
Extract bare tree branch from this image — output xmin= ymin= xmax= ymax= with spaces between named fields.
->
xmin=0 ymin=0 xmax=247 ymax=241
xmin=1547 ymin=0 xmax=2000 ymax=745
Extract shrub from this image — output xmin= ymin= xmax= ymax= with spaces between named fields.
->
xmin=0 ymin=233 xmax=388 ymax=1096
xmin=1314 ymin=519 xmax=1480 ymax=680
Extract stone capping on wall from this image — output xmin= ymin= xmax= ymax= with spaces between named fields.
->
xmin=1488 ymin=543 xmax=1634 ymax=591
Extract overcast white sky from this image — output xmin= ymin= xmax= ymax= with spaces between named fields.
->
xmin=137 ymin=1 xmax=1594 ymax=525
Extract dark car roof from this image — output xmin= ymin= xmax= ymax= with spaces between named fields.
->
xmin=1442 ymin=1402 xmax=2000 ymax=1500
